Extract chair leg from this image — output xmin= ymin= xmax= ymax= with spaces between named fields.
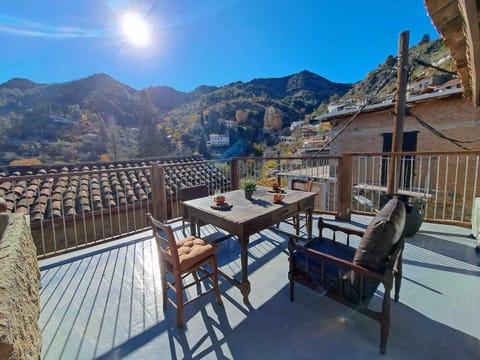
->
xmin=175 ymin=273 xmax=184 ymax=328
xmin=288 ymin=272 xmax=295 ymax=302
xmin=393 ymin=269 xmax=402 ymax=302
xmin=294 ymin=215 xmax=300 ymax=235
xmin=379 ymin=290 xmax=391 ymax=354
xmin=211 ymin=257 xmax=223 ymax=305
xmin=192 ymin=270 xmax=200 ymax=282
xmin=160 ymin=266 xmax=167 ymax=311
xmin=394 ymin=252 xmax=403 ymax=302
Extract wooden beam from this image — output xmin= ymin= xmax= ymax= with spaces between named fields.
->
xmin=387 ymin=31 xmax=409 ymax=194
xmin=458 ymin=0 xmax=480 ymax=106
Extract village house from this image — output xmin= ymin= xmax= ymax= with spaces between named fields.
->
xmin=220 ymin=119 xmax=238 ymax=129
xmin=315 ymin=85 xmax=479 ymax=155
xmin=289 ymin=120 xmax=304 ymax=131
xmin=207 ymin=133 xmax=230 ymax=147
xmin=406 ymin=74 xmax=454 ymax=96
xmin=315 ymin=81 xmax=480 ymax=212
xmin=327 ymin=98 xmax=367 ymax=113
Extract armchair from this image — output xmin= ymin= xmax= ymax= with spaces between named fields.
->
xmin=288 ymin=197 xmax=406 ymax=353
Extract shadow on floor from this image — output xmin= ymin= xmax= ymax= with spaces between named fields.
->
xmin=93 ymin=283 xmax=480 ymax=360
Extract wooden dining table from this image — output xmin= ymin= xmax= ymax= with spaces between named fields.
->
xmin=183 ymin=186 xmax=315 ymax=304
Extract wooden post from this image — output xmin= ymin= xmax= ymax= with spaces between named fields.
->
xmin=230 ymin=158 xmax=240 ymax=190
xmin=336 ymin=154 xmax=352 ymax=221
xmin=151 ymin=163 xmax=167 ymax=221
xmin=387 ymin=31 xmax=410 ymax=194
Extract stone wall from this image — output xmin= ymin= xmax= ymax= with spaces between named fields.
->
xmin=0 ymin=213 xmax=41 ymax=359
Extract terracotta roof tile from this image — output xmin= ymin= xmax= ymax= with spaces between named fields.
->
xmin=0 ymin=156 xmax=229 ymax=221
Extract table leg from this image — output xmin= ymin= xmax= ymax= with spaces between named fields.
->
xmin=238 ymin=236 xmax=251 ymax=305
xmin=215 ymin=234 xmax=251 ymax=305
xmin=189 ymin=217 xmax=196 ymax=236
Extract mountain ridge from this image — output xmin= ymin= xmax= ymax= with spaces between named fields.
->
xmin=0 ymin=38 xmax=452 ymax=164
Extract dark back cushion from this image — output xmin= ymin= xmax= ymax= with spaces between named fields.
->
xmin=353 ymin=197 xmax=406 ymax=271
xmin=350 ymin=197 xmax=405 ymax=302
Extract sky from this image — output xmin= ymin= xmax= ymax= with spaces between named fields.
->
xmin=0 ymin=0 xmax=440 ymax=92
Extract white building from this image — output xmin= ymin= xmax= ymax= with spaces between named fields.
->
xmin=208 ymin=134 xmax=229 ymax=147
xmin=290 ymin=121 xmax=304 ymax=131
xmin=220 ymin=119 xmax=238 ymax=129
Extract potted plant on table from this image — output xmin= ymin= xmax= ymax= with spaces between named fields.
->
xmin=240 ymin=177 xmax=257 ymax=200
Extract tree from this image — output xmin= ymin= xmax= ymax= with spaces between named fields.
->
xmin=263 ymin=106 xmax=282 ymax=131
xmin=329 ymin=94 xmax=340 ymax=103
xmin=316 ymin=102 xmax=328 ymax=115
xmin=137 ymin=117 xmax=169 ymax=157
xmin=107 ymin=116 xmax=119 ymax=160
xmin=137 ymin=90 xmax=168 ymax=158
xmin=197 ymin=131 xmax=211 ymax=159
xmin=157 ymin=126 xmax=171 ymax=155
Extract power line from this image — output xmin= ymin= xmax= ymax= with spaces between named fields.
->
xmin=408 ymin=110 xmax=480 ymax=150
xmin=411 ymin=57 xmax=457 ymax=76
xmin=309 ymin=69 xmax=398 ymax=156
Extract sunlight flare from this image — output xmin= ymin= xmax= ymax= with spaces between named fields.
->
xmin=120 ymin=11 xmax=151 ymax=47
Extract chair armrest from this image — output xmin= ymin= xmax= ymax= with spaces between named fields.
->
xmin=288 ymin=238 xmax=384 ymax=282
xmin=318 ymin=218 xmax=364 ymax=246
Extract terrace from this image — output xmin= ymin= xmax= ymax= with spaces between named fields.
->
xmin=1 ymin=152 xmax=479 ymax=358
xmin=39 ymin=213 xmax=480 ymax=359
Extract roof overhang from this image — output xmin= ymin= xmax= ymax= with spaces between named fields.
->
xmin=425 ymin=0 xmax=480 ymax=106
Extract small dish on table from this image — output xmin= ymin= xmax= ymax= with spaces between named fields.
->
xmin=210 ymin=202 xmax=233 ymax=210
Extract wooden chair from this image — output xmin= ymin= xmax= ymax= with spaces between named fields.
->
xmin=278 ymin=179 xmax=313 ymax=235
xmin=179 ymin=184 xmax=209 ymax=236
xmin=147 ymin=213 xmax=223 ymax=328
xmin=288 ymin=197 xmax=406 ymax=354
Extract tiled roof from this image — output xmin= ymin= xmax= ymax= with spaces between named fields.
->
xmin=0 ymin=157 xmax=230 ymax=222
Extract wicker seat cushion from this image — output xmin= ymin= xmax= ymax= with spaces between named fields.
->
xmin=175 ymin=236 xmax=217 ymax=270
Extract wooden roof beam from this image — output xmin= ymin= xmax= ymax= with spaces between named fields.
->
xmin=458 ymin=0 xmax=480 ymax=106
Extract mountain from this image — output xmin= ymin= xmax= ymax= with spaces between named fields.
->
xmin=158 ymin=70 xmax=352 ymax=133
xmin=0 ymin=70 xmax=352 ymax=163
xmin=0 ymin=38 xmax=452 ymax=164
xmin=343 ymin=38 xmax=453 ymax=101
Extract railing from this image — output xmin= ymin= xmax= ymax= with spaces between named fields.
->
xmin=230 ymin=156 xmax=342 ymax=214
xmin=0 ymin=166 xmax=153 ymax=258
xmin=153 ymin=156 xmax=342 ymax=223
xmin=349 ymin=150 xmax=480 ymax=226
xmin=1 ymin=150 xmax=478 ymax=258
xmin=151 ymin=160 xmax=233 ymax=222
xmin=0 ymin=159 xmax=233 ymax=258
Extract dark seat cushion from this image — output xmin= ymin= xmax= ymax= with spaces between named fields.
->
xmin=292 ymin=198 xmax=405 ymax=304
xmin=293 ymin=237 xmax=357 ymax=291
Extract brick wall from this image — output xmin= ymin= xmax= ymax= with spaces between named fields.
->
xmin=330 ymin=94 xmax=480 ymax=154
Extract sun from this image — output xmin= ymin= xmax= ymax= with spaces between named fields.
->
xmin=120 ymin=12 xmax=151 ymax=47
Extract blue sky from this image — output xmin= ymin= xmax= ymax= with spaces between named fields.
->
xmin=0 ymin=0 xmax=439 ymax=92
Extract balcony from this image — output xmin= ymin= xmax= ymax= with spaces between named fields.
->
xmin=0 ymin=151 xmax=479 ymax=358
xmin=39 ymin=214 xmax=479 ymax=359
